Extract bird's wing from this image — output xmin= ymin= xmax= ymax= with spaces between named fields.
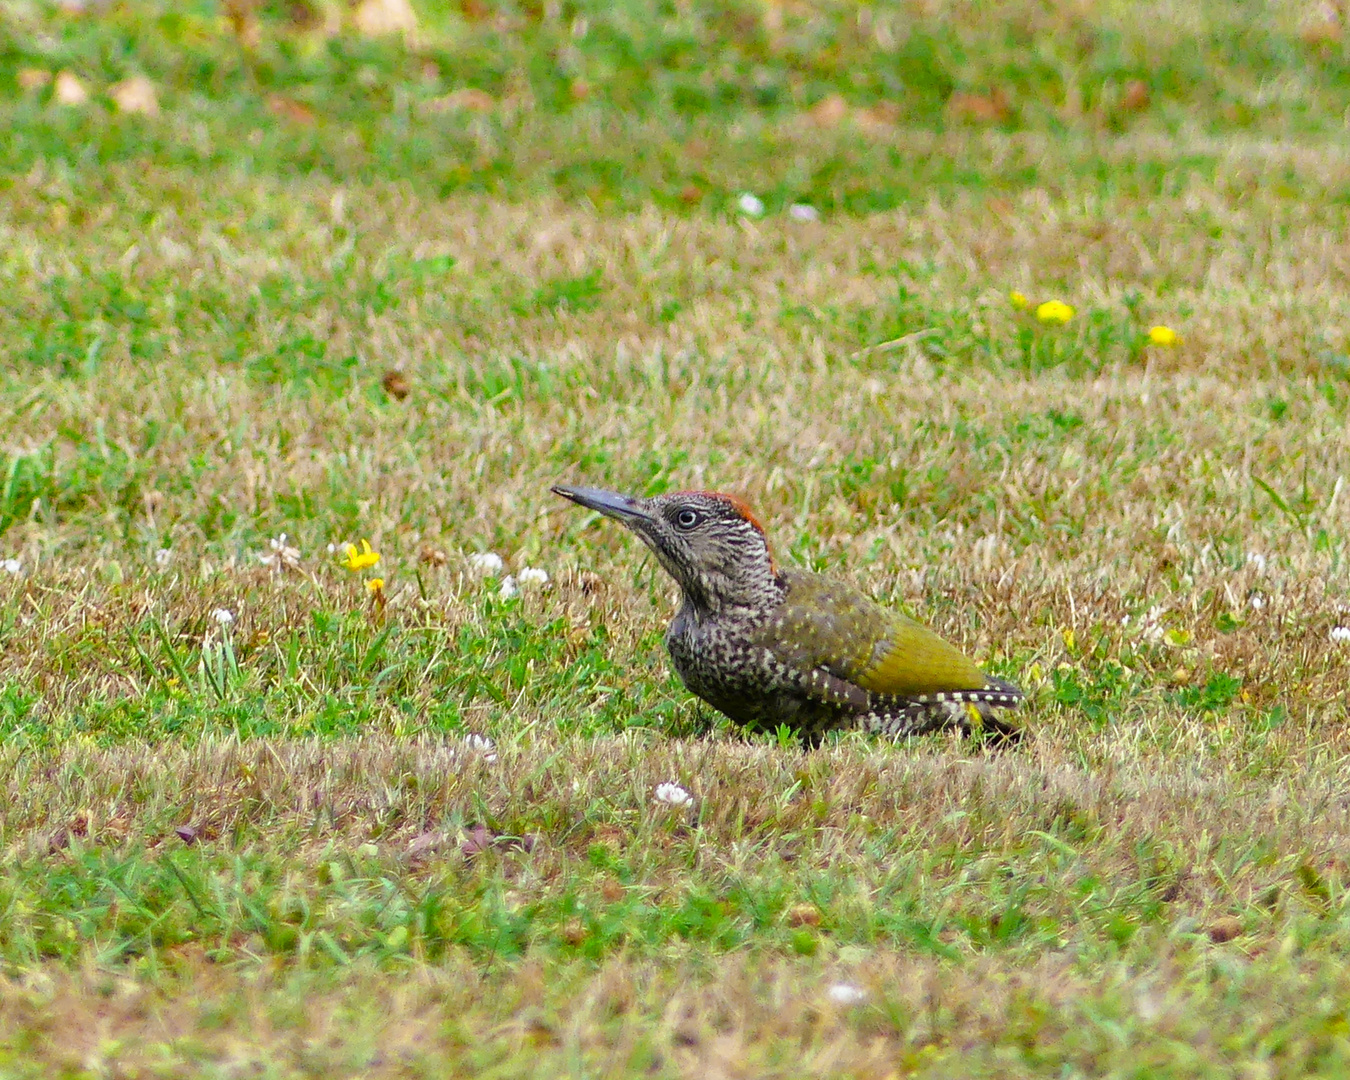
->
xmin=754 ymin=568 xmax=989 ymax=701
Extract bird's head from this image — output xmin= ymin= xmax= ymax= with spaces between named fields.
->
xmin=552 ymin=484 xmax=781 ymax=613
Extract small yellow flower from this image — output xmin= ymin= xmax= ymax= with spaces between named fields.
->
xmin=342 ymin=539 xmax=381 ymax=571
xmin=365 ymin=577 xmax=384 ymax=594
xmin=1009 ymin=290 xmax=1029 ymax=310
xmin=1147 ymin=325 xmax=1179 ymax=346
xmin=1035 ymin=300 xmax=1074 ymax=325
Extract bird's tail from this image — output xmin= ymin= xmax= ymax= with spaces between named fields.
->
xmin=866 ymin=677 xmax=1024 ymax=740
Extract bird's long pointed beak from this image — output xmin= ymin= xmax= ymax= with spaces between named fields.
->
xmin=551 ymin=484 xmax=651 ymax=525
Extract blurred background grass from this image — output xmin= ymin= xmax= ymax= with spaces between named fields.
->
xmin=4 ymin=0 xmax=1350 ymax=210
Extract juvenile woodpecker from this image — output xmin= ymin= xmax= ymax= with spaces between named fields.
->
xmin=552 ymin=484 xmax=1022 ymax=742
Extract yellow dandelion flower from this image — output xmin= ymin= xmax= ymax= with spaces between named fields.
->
xmin=1147 ymin=325 xmax=1179 ymax=346
xmin=366 ymin=577 xmax=384 ymax=594
xmin=1009 ymin=290 xmax=1029 ymax=310
xmin=1035 ymin=300 xmax=1074 ymax=325
xmin=342 ymin=539 xmax=381 ymax=571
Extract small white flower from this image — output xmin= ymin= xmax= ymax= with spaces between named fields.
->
xmin=211 ymin=608 xmax=235 ymax=626
xmin=154 ymin=548 xmax=173 ymax=568
xmin=498 ymin=575 xmax=519 ymax=599
xmin=1246 ymin=552 xmax=1268 ymax=575
xmin=737 ymin=192 xmax=765 ymax=217
xmin=1249 ymin=594 xmax=1266 ymax=611
xmin=827 ymin=983 xmax=867 ymax=1006
xmin=517 ymin=566 xmax=549 ymax=587
xmin=326 ymin=542 xmax=337 ymax=555
xmin=1331 ymin=626 xmax=1350 ymax=644
xmin=788 ymin=203 xmax=819 ymax=222
xmin=1 ymin=558 xmax=22 ymax=575
xmin=654 ymin=782 xmax=693 ymax=807
xmin=259 ymin=534 xmax=301 ymax=572
xmin=469 ymin=552 xmax=505 ymax=576
xmin=464 ymin=734 xmax=498 ymax=763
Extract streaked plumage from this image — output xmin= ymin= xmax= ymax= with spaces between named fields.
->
xmin=552 ymin=484 xmax=1022 ymax=742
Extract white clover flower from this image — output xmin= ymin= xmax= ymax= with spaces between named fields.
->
xmin=788 ymin=203 xmax=819 ymax=222
xmin=259 ymin=534 xmax=301 ymax=572
xmin=326 ymin=542 xmax=338 ymax=555
xmin=1246 ymin=552 xmax=1269 ymax=575
xmin=464 ymin=734 xmax=498 ymax=763
xmin=211 ymin=608 xmax=235 ymax=626
xmin=1249 ymin=594 xmax=1266 ymax=611
xmin=469 ymin=552 xmax=505 ymax=576
xmin=827 ymin=983 xmax=867 ymax=1006
xmin=654 ymin=782 xmax=693 ymax=807
xmin=1 ymin=558 xmax=22 ymax=576
xmin=517 ymin=566 xmax=549 ymax=587
xmin=737 ymin=192 xmax=765 ymax=217
xmin=498 ymin=575 xmax=519 ymax=599
xmin=1136 ymin=604 xmax=1166 ymax=643
xmin=154 ymin=548 xmax=173 ymax=568
xmin=1331 ymin=627 xmax=1350 ymax=644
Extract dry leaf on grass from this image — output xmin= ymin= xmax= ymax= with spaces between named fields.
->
xmin=1301 ymin=2 xmax=1342 ymax=45
xmin=855 ymin=101 xmax=901 ymax=133
xmin=381 ymin=369 xmax=411 ymax=400
xmin=417 ymin=545 xmax=447 ymax=566
xmin=1121 ymin=79 xmax=1150 ymax=112
xmin=266 ymin=94 xmax=316 ymax=125
xmin=53 ymin=71 xmax=89 ymax=107
xmin=352 ymin=0 xmax=417 ymax=37
xmin=786 ymin=904 xmax=821 ymax=927
xmin=427 ymin=87 xmax=495 ymax=114
xmin=17 ymin=68 xmax=51 ymax=92
xmin=809 ymin=93 xmax=848 ymax=127
xmin=947 ymin=88 xmax=1011 ymax=123
xmin=111 ymin=75 xmax=158 ymax=116
xmin=222 ymin=0 xmax=261 ymax=47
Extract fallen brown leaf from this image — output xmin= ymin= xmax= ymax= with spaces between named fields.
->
xmin=266 ymin=94 xmax=316 ymax=125
xmin=1121 ymin=79 xmax=1150 ymax=112
xmin=461 ymin=824 xmax=493 ymax=856
xmin=54 ymin=71 xmax=89 ymax=107
xmin=809 ymin=93 xmax=848 ymax=127
xmin=18 ymin=68 xmax=51 ymax=93
xmin=428 ymin=88 xmax=495 ymax=114
xmin=947 ymin=88 xmax=1011 ymax=124
xmin=787 ymin=904 xmax=821 ymax=927
xmin=855 ymin=101 xmax=901 ymax=133
xmin=222 ymin=0 xmax=261 ymax=47
xmin=381 ymin=369 xmax=411 ymax=400
xmin=418 ymin=545 xmax=447 ymax=567
xmin=560 ymin=919 xmax=587 ymax=945
xmin=353 ymin=0 xmax=418 ymax=37
xmin=111 ymin=75 xmax=158 ymax=117
xmin=407 ymin=831 xmax=448 ymax=858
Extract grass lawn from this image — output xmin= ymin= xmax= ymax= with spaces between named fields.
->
xmin=3 ymin=0 xmax=1350 ymax=1074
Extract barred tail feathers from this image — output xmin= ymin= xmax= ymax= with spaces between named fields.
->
xmin=863 ymin=675 xmax=1024 ymax=739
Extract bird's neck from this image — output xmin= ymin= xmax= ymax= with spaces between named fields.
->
xmin=678 ymin=562 xmax=786 ymax=621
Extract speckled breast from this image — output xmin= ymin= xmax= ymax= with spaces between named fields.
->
xmin=664 ymin=608 xmax=814 ymax=729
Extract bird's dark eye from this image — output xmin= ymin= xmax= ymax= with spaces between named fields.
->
xmin=675 ymin=508 xmax=701 ymax=530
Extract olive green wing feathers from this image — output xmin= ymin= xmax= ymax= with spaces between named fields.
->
xmin=752 ymin=568 xmax=990 ymax=702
